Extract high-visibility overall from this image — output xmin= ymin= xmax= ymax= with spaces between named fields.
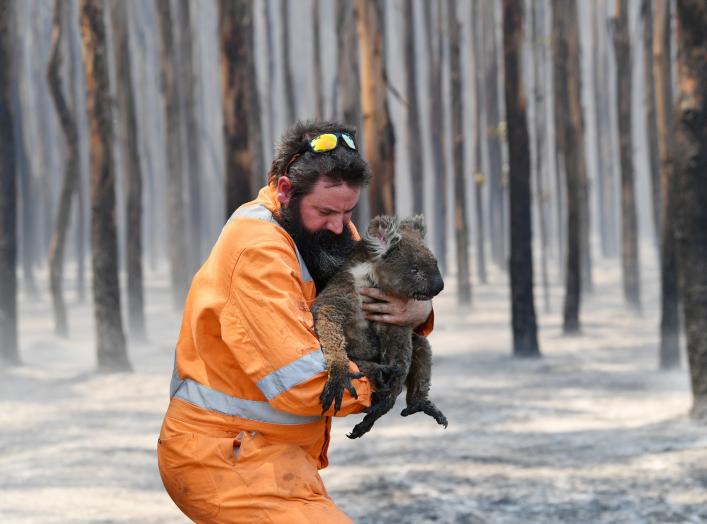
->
xmin=158 ymin=183 xmax=434 ymax=523
xmin=158 ymin=184 xmax=370 ymax=523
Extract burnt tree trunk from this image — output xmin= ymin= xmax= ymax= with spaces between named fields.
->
xmin=653 ymin=0 xmax=680 ymax=369
xmin=403 ymin=0 xmax=423 ymax=215
xmin=245 ymin=3 xmax=264 ymax=187
xmin=472 ymin=0 xmax=488 ymax=285
xmin=220 ymin=0 xmax=253 ymax=215
xmin=112 ymin=0 xmax=145 ymax=341
xmin=423 ymin=0 xmax=447 ymax=274
xmin=0 ymin=0 xmax=18 ymax=365
xmin=553 ymin=0 xmax=582 ymax=333
xmin=447 ymin=0 xmax=471 ymax=305
xmin=47 ymin=0 xmax=80 ymax=338
xmin=613 ymin=0 xmax=642 ymax=311
xmin=531 ymin=0 xmax=551 ymax=313
xmin=503 ymin=0 xmax=540 ymax=357
xmin=157 ymin=0 xmax=189 ymax=310
xmin=642 ymin=0 xmax=661 ymax=243
xmin=355 ymin=0 xmax=395 ymax=217
xmin=337 ymin=0 xmax=365 ymax=228
xmin=281 ymin=0 xmax=296 ymax=125
xmin=673 ymin=0 xmax=707 ymax=418
xmin=80 ymin=0 xmax=130 ymax=372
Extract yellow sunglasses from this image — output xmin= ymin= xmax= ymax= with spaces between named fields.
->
xmin=286 ymin=132 xmax=358 ymax=174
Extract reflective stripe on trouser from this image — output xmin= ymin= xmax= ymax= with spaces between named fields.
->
xmin=158 ymin=402 xmax=353 ymax=524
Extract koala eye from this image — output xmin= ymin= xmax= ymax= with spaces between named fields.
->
xmin=409 ymin=268 xmax=420 ymax=275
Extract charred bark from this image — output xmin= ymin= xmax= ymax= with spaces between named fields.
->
xmin=447 ymin=0 xmax=471 ymax=305
xmin=355 ymin=0 xmax=395 ymax=217
xmin=503 ymin=0 xmax=540 ymax=357
xmin=47 ymin=0 xmax=80 ymax=337
xmin=673 ymin=0 xmax=707 ymax=418
xmin=80 ymin=0 xmax=130 ymax=372
xmin=613 ymin=0 xmax=642 ymax=311
xmin=0 ymin=0 xmax=19 ymax=365
xmin=219 ymin=0 xmax=253 ymax=215
xmin=112 ymin=0 xmax=145 ymax=341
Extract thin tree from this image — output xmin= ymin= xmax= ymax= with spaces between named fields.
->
xmin=403 ymin=0 xmax=423 ymax=215
xmin=653 ymin=0 xmax=679 ymax=369
xmin=281 ymin=0 xmax=296 ymax=125
xmin=47 ymin=0 xmax=79 ymax=337
xmin=79 ymin=0 xmax=130 ymax=371
xmin=673 ymin=0 xmax=707 ymax=418
xmin=503 ymin=0 xmax=540 ymax=356
xmin=642 ymin=0 xmax=661 ymax=243
xmin=613 ymin=0 xmax=641 ymax=311
xmin=531 ymin=0 xmax=551 ymax=313
xmin=447 ymin=0 xmax=471 ymax=305
xmin=312 ymin=0 xmax=323 ymax=120
xmin=423 ymin=0 xmax=447 ymax=274
xmin=220 ymin=0 xmax=253 ymax=215
xmin=111 ymin=0 xmax=145 ymax=341
xmin=471 ymin=0 xmax=488 ymax=285
xmin=0 ymin=0 xmax=19 ymax=364
xmin=245 ymin=3 xmax=265 ymax=187
xmin=355 ymin=0 xmax=396 ymax=216
xmin=156 ymin=0 xmax=189 ymax=309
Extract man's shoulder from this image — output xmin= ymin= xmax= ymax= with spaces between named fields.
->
xmin=219 ymin=204 xmax=293 ymax=251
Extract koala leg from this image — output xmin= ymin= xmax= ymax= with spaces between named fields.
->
xmin=347 ymin=388 xmax=400 ymax=439
xmin=401 ymin=335 xmax=448 ymax=428
xmin=313 ymin=303 xmax=363 ymax=415
xmin=352 ymin=359 xmax=405 ymax=392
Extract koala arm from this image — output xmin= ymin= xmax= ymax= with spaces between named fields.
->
xmin=222 ymin=242 xmax=371 ymax=417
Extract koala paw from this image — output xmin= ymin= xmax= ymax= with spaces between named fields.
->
xmin=320 ymin=364 xmax=364 ymax=415
xmin=401 ymin=399 xmax=448 ymax=428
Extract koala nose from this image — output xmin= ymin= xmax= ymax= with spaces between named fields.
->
xmin=431 ymin=273 xmax=444 ymax=296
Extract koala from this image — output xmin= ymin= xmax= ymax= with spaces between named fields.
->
xmin=312 ymin=214 xmax=448 ymax=439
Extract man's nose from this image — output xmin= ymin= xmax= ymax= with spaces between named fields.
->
xmin=326 ymin=217 xmax=344 ymax=235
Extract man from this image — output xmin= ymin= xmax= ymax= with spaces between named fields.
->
xmin=157 ymin=121 xmax=434 ymax=523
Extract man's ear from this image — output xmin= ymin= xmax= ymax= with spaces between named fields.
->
xmin=364 ymin=215 xmax=401 ymax=259
xmin=276 ymin=176 xmax=293 ymax=206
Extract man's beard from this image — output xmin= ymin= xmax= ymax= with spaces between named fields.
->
xmin=275 ymin=197 xmax=356 ymax=291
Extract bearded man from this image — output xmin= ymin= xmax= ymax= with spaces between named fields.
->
xmin=157 ymin=121 xmax=434 ymax=523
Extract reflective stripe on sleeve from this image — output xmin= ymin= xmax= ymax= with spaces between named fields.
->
xmin=256 ymin=350 xmax=327 ymax=400
xmin=171 ymin=375 xmax=322 ymax=425
xmin=224 ymin=203 xmax=313 ymax=283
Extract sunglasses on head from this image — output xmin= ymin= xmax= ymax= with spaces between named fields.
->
xmin=286 ymin=132 xmax=358 ymax=174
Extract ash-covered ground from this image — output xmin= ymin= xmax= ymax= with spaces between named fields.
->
xmin=1 ymin=258 xmax=705 ymax=523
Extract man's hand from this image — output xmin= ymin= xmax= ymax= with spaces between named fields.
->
xmin=358 ymin=287 xmax=432 ymax=328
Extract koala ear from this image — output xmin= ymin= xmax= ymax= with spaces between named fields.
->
xmin=400 ymin=214 xmax=426 ymax=238
xmin=364 ymin=215 xmax=401 ymax=259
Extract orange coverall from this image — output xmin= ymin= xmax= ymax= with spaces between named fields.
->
xmin=158 ymin=183 xmax=433 ymax=523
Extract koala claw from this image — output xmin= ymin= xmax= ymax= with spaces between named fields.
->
xmin=401 ymin=400 xmax=448 ymax=428
xmin=320 ymin=369 xmax=364 ymax=415
xmin=372 ymin=363 xmax=404 ymax=391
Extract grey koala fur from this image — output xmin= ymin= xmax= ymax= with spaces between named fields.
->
xmin=312 ymin=214 xmax=448 ymax=439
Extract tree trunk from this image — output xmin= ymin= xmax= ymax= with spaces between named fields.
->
xmin=642 ymin=0 xmax=661 ymax=244
xmin=592 ymin=0 xmax=618 ymax=258
xmin=245 ymin=3 xmax=265 ymax=188
xmin=531 ymin=0 xmax=551 ymax=313
xmin=613 ymin=0 xmax=642 ymax=311
xmin=220 ymin=0 xmax=254 ymax=216
xmin=485 ymin=2 xmax=506 ymax=269
xmin=423 ymin=0 xmax=447 ymax=274
xmin=553 ymin=0 xmax=583 ymax=333
xmin=312 ymin=0 xmax=323 ymax=120
xmin=503 ymin=0 xmax=540 ymax=357
xmin=79 ymin=0 xmax=130 ymax=372
xmin=0 ymin=0 xmax=19 ymax=365
xmin=111 ymin=0 xmax=145 ymax=341
xmin=264 ymin=0 xmax=276 ymax=148
xmin=280 ymin=0 xmax=296 ymax=125
xmin=403 ymin=0 xmax=423 ymax=216
xmin=47 ymin=0 xmax=80 ymax=338
xmin=156 ymin=0 xmax=189 ymax=310
xmin=447 ymin=0 xmax=471 ymax=306
xmin=673 ymin=0 xmax=707 ymax=419
xmin=355 ymin=0 xmax=395 ymax=217
xmin=471 ymin=0 xmax=488 ymax=285
xmin=337 ymin=0 xmax=366 ymax=228
xmin=653 ymin=0 xmax=680 ymax=370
